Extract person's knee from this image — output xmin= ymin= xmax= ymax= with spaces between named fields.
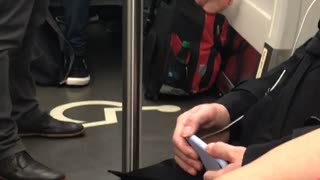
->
xmin=0 ymin=28 xmax=26 ymax=52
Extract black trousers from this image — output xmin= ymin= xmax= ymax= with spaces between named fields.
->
xmin=0 ymin=0 xmax=48 ymax=160
xmin=110 ymin=159 xmax=205 ymax=180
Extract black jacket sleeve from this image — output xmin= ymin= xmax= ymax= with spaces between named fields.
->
xmin=242 ymin=126 xmax=320 ymax=165
xmin=240 ymin=61 xmax=320 ymax=164
xmin=216 ymin=55 xmax=300 ymax=121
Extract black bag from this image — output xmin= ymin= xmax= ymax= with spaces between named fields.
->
xmin=143 ymin=0 xmax=232 ymax=100
xmin=31 ymin=12 xmax=74 ymax=86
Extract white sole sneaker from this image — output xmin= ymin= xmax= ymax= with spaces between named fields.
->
xmin=66 ymin=76 xmax=90 ymax=86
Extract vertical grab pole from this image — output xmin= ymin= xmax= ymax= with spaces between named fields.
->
xmin=122 ymin=0 xmax=144 ymax=172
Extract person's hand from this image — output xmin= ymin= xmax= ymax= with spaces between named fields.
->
xmin=172 ymin=103 xmax=230 ymax=176
xmin=203 ymin=142 xmax=246 ymax=180
xmin=195 ymin=0 xmax=233 ymax=14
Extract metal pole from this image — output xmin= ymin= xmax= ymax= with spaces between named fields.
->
xmin=122 ymin=0 xmax=143 ymax=172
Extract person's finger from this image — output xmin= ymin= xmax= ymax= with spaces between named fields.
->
xmin=172 ymin=132 xmax=199 ymax=160
xmin=191 ymin=105 xmax=217 ymax=129
xmin=175 ymin=110 xmax=197 ymax=137
xmin=181 ymin=105 xmax=214 ymax=137
xmin=173 ymin=104 xmax=220 ymax=163
xmin=206 ymin=142 xmax=236 ymax=162
xmin=174 ymin=147 xmax=203 ymax=171
xmin=174 ymin=155 xmax=197 ymax=176
xmin=173 ymin=107 xmax=206 ymax=158
xmin=173 ymin=112 xmax=199 ymax=160
xmin=181 ymin=116 xmax=200 ymax=137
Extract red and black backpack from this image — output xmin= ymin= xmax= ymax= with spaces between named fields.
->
xmin=143 ymin=0 xmax=246 ymax=100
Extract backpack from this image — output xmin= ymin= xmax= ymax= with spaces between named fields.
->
xmin=31 ymin=12 xmax=74 ymax=86
xmin=143 ymin=0 xmax=239 ymax=100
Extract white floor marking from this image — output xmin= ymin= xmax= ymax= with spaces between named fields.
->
xmin=49 ymin=101 xmax=181 ymax=128
xmin=142 ymin=105 xmax=181 ymax=112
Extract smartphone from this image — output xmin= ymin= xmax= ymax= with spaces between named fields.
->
xmin=186 ymin=135 xmax=228 ymax=170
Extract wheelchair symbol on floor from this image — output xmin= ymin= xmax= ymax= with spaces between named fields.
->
xmin=50 ymin=100 xmax=181 ymax=128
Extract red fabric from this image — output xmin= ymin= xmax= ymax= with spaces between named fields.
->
xmin=216 ymin=26 xmax=261 ymax=94
xmin=239 ymin=45 xmax=261 ymax=80
xmin=192 ymin=14 xmax=215 ymax=92
xmin=170 ymin=33 xmax=182 ymax=56
xmin=170 ymin=33 xmax=191 ymax=64
xmin=224 ymin=44 xmax=261 ymax=85
xmin=200 ymin=17 xmax=230 ymax=92
xmin=232 ymin=35 xmax=244 ymax=51
xmin=220 ymin=20 xmax=229 ymax=47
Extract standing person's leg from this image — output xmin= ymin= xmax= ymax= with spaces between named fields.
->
xmin=10 ymin=14 xmax=45 ymax=134
xmin=0 ymin=0 xmax=37 ymax=162
xmin=10 ymin=1 xmax=85 ymax=138
xmin=63 ymin=0 xmax=91 ymax=86
xmin=63 ymin=0 xmax=90 ymax=56
xmin=0 ymin=40 xmax=25 ymax=161
xmin=0 ymin=0 xmax=65 ymax=179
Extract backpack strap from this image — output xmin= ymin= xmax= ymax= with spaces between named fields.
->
xmin=46 ymin=12 xmax=75 ymax=85
xmin=213 ymin=13 xmax=226 ymax=50
xmin=144 ymin=0 xmax=166 ymax=35
xmin=197 ymin=14 xmax=225 ymax=90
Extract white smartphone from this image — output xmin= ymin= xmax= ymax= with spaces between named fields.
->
xmin=186 ymin=135 xmax=228 ymax=170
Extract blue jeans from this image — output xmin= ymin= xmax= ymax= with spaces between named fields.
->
xmin=63 ymin=0 xmax=90 ymax=56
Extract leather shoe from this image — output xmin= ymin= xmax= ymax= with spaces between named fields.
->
xmin=0 ymin=151 xmax=65 ymax=180
xmin=19 ymin=113 xmax=85 ymax=138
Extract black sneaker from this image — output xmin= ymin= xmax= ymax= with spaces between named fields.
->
xmin=66 ymin=56 xmax=90 ymax=86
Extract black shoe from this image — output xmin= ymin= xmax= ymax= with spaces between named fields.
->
xmin=18 ymin=113 xmax=85 ymax=138
xmin=0 ymin=151 xmax=65 ymax=180
xmin=66 ymin=56 xmax=90 ymax=86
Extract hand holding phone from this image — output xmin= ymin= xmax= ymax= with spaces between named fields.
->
xmin=186 ymin=135 xmax=228 ymax=170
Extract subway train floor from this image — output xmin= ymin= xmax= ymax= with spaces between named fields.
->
xmin=22 ymin=22 xmax=219 ymax=180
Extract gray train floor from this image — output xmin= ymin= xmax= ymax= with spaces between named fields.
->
xmin=22 ymin=22 xmax=218 ymax=180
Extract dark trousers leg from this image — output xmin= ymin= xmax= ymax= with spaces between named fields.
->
xmin=63 ymin=0 xmax=90 ymax=55
xmin=0 ymin=53 xmax=25 ymax=161
xmin=11 ymin=1 xmax=49 ymax=130
xmin=0 ymin=0 xmax=38 ymax=160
